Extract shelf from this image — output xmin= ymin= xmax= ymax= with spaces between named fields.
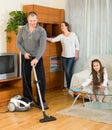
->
xmin=39 ymin=23 xmax=61 ymax=37
xmin=0 ymin=77 xmax=22 ymax=83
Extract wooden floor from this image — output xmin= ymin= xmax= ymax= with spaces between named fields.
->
xmin=0 ymin=88 xmax=112 ymax=130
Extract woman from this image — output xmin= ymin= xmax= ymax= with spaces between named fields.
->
xmin=47 ymin=21 xmax=80 ymax=89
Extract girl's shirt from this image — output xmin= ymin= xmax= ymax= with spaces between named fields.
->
xmin=51 ymin=32 xmax=79 ymax=58
xmin=81 ymin=68 xmax=108 ymax=88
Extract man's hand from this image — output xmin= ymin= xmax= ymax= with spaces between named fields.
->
xmin=31 ymin=58 xmax=38 ymax=67
xmin=24 ymin=53 xmax=31 ymax=59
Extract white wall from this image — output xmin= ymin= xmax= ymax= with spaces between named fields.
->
xmin=0 ymin=0 xmax=65 ymax=52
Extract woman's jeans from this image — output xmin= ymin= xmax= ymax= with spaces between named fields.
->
xmin=62 ymin=57 xmax=75 ymax=89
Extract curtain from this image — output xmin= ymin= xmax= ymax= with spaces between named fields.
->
xmin=65 ymin=0 xmax=112 ymax=73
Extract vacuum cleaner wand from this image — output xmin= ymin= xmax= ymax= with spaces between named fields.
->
xmin=33 ymin=65 xmax=56 ymax=123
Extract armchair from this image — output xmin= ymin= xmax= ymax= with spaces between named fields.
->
xmin=69 ymin=55 xmax=112 ymax=102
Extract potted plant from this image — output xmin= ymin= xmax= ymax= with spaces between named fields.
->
xmin=5 ymin=10 xmax=28 ymax=42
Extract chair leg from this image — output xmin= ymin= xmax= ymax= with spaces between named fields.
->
xmin=82 ymin=96 xmax=85 ymax=106
xmin=71 ymin=93 xmax=81 ymax=106
xmin=86 ymin=94 xmax=92 ymax=102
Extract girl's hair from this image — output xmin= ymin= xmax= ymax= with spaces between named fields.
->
xmin=61 ymin=21 xmax=71 ymax=31
xmin=91 ymin=59 xmax=104 ymax=88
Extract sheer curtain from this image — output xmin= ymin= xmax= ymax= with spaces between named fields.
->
xmin=65 ymin=0 xmax=112 ymax=73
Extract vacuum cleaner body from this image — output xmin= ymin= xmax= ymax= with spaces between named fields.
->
xmin=7 ymin=95 xmax=31 ymax=112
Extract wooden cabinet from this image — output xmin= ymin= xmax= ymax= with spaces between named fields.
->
xmin=0 ymin=4 xmax=64 ymax=106
xmin=23 ymin=4 xmax=64 ymax=24
xmin=0 ymin=77 xmax=22 ymax=106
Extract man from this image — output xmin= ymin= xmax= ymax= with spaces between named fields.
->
xmin=16 ymin=11 xmax=48 ymax=109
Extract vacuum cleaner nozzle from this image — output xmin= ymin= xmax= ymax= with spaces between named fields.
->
xmin=40 ymin=115 xmax=56 ymax=123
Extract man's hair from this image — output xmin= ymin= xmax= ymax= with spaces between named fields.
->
xmin=27 ymin=11 xmax=38 ymax=17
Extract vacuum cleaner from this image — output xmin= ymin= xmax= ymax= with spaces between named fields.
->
xmin=32 ymin=65 xmax=56 ymax=122
xmin=7 ymin=95 xmax=31 ymax=112
xmin=8 ymin=55 xmax=56 ymax=123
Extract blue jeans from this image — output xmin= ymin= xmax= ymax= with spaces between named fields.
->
xmin=62 ymin=57 xmax=75 ymax=89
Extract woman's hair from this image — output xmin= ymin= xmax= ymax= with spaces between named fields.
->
xmin=91 ymin=59 xmax=104 ymax=88
xmin=61 ymin=21 xmax=71 ymax=31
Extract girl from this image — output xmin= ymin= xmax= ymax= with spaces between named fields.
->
xmin=78 ymin=59 xmax=108 ymax=102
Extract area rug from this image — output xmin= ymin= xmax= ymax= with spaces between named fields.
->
xmin=57 ymin=103 xmax=112 ymax=124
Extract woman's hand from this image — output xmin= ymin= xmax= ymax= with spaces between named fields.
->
xmin=74 ymin=50 xmax=79 ymax=60
xmin=47 ymin=37 xmax=52 ymax=42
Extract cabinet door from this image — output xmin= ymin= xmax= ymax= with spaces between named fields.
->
xmin=43 ymin=56 xmax=50 ymax=89
xmin=43 ymin=42 xmax=50 ymax=56
xmin=23 ymin=4 xmax=64 ymax=24
xmin=7 ymin=31 xmax=19 ymax=54
xmin=46 ymin=8 xmax=61 ymax=24
xmin=49 ymin=43 xmax=62 ymax=56
xmin=50 ymin=71 xmax=64 ymax=89
xmin=23 ymin=5 xmax=34 ymax=13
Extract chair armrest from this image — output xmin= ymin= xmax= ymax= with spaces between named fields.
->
xmin=69 ymin=69 xmax=90 ymax=97
xmin=70 ymin=69 xmax=90 ymax=87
